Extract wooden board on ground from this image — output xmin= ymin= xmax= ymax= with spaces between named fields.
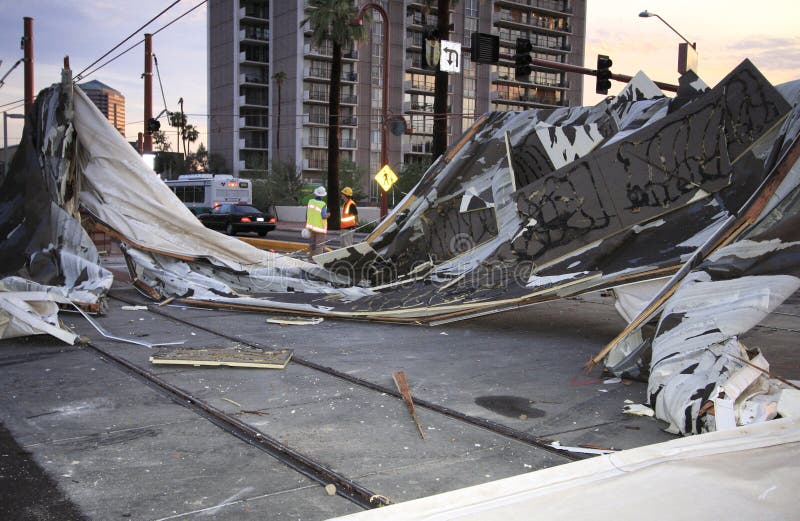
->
xmin=266 ymin=316 xmax=324 ymax=326
xmin=150 ymin=347 xmax=293 ymax=369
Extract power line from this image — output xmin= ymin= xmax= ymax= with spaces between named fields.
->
xmin=0 ymin=98 xmax=24 ymax=109
xmin=75 ymin=0 xmax=182 ymax=80
xmin=153 ymin=55 xmax=170 ymax=115
xmin=78 ymin=0 xmax=208 ymax=82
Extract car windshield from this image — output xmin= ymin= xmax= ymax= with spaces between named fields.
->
xmin=232 ymin=205 xmax=260 ymax=214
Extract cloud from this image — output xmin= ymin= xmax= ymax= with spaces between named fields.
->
xmin=727 ymin=36 xmax=800 ymax=51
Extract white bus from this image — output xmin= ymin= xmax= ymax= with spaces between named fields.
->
xmin=165 ymin=174 xmax=253 ymax=215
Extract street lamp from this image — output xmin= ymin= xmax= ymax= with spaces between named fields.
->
xmin=639 ymin=10 xmax=698 ymax=74
xmin=351 ymin=3 xmax=389 ymax=219
xmin=3 ymin=111 xmax=25 ymax=175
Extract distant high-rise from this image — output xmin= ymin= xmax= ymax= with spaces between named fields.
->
xmin=208 ymin=0 xmax=586 ymax=199
xmin=78 ymin=80 xmax=126 ymax=136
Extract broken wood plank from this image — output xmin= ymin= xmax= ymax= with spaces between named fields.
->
xmin=392 ymin=371 xmax=426 ymax=440
xmin=150 ymin=347 xmax=293 ymax=369
xmin=266 ymin=316 xmax=324 ymax=326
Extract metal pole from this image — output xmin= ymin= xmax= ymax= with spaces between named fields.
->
xmin=3 ymin=112 xmax=8 ymax=176
xmin=143 ymin=33 xmax=153 ymax=153
xmin=23 ymin=17 xmax=33 ymax=113
xmin=526 ymin=56 xmax=679 ymax=93
xmin=355 ymin=3 xmax=390 ymax=218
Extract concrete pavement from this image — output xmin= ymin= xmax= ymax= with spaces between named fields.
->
xmin=0 ymin=249 xmax=797 ymax=520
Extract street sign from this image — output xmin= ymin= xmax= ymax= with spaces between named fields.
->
xmin=439 ymin=40 xmax=461 ymax=73
xmin=374 ymin=165 xmax=398 ymax=192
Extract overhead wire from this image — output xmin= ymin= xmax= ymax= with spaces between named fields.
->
xmin=0 ymin=58 xmax=24 ymax=89
xmin=77 ymin=0 xmax=207 ymax=81
xmin=75 ymin=0 xmax=182 ymax=80
xmin=0 ymin=98 xmax=24 ymax=109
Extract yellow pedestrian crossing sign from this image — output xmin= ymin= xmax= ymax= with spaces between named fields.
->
xmin=374 ymin=165 xmax=398 ymax=192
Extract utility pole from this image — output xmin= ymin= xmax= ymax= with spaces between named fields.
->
xmin=178 ymin=97 xmax=184 ymax=158
xmin=23 ymin=17 xmax=33 ymax=113
xmin=143 ymin=33 xmax=153 ymax=153
xmin=431 ymin=0 xmax=450 ymax=160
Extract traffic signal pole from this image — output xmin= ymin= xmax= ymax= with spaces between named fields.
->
xmin=143 ymin=33 xmax=153 ymax=153
xmin=527 ymin=56 xmax=679 ymax=93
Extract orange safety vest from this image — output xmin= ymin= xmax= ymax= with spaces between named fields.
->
xmin=341 ymin=199 xmax=357 ymax=229
xmin=306 ymin=199 xmax=327 ymax=233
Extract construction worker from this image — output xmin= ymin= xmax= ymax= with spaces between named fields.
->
xmin=340 ymin=186 xmax=359 ymax=247
xmin=306 ymin=186 xmax=328 ymax=257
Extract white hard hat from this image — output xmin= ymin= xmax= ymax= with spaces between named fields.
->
xmin=314 ymin=186 xmax=327 ymax=197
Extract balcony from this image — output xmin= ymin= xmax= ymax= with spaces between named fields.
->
xmin=304 ymin=135 xmax=328 ymax=148
xmin=304 ymin=90 xmax=328 ymax=102
xmin=340 ymin=94 xmax=357 ymax=105
xmin=239 ymin=95 xmax=269 ymax=108
xmin=240 ymin=73 xmax=268 ymax=86
xmin=240 ymin=50 xmax=269 ymax=65
xmin=239 ymin=28 xmax=270 ymax=44
xmin=239 ymin=115 xmax=269 ymax=129
xmin=241 ymin=138 xmax=269 ymax=150
xmin=240 ymin=6 xmax=268 ymax=22
xmin=340 ymin=138 xmax=357 ymax=149
xmin=494 ymin=0 xmax=573 ymax=17
xmin=303 ymin=158 xmax=328 ymax=171
xmin=306 ymin=112 xmax=328 ymax=125
xmin=340 ymin=115 xmax=357 ymax=126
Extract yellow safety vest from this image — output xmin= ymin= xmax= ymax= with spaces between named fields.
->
xmin=341 ymin=199 xmax=357 ymax=229
xmin=306 ymin=198 xmax=327 ymax=233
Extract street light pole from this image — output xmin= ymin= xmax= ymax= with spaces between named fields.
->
xmin=3 ymin=111 xmax=25 ymax=175
xmin=352 ymin=3 xmax=389 ymax=219
xmin=638 ymin=10 xmax=695 ymax=49
xmin=639 ymin=10 xmax=698 ymax=74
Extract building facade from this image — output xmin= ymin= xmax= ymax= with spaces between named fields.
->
xmin=208 ymin=0 xmax=586 ymax=199
xmin=77 ymin=80 xmax=126 ymax=135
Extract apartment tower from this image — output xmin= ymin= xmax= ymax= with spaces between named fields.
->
xmin=78 ymin=80 xmax=126 ymax=135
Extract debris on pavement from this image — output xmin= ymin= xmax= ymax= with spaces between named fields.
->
xmin=150 ymin=346 xmax=293 ymax=369
xmin=72 ymin=303 xmax=185 ymax=348
xmin=266 ymin=316 xmax=324 ymax=326
xmin=392 ymin=371 xmax=426 ymax=440
xmin=548 ymin=441 xmax=617 ymax=455
xmin=121 ymin=305 xmax=148 ymax=311
xmin=623 ymin=404 xmax=655 ymax=417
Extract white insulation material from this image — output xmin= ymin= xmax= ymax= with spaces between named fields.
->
xmin=649 ymin=272 xmax=800 ymax=434
xmin=328 ymin=418 xmax=800 ymax=521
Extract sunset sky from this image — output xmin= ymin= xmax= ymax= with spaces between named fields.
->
xmin=1 ymin=0 xmax=798 ymax=151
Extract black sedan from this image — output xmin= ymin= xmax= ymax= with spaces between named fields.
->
xmin=197 ymin=203 xmax=277 ymax=236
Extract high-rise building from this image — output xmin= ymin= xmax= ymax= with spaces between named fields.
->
xmin=208 ymin=0 xmax=585 ymax=199
xmin=78 ymin=80 xmax=126 ymax=135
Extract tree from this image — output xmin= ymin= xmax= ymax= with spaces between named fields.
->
xmin=272 ymin=71 xmax=287 ymax=161
xmin=301 ymin=0 xmax=366 ymax=230
xmin=185 ymin=143 xmax=208 ymax=172
xmin=182 ymin=124 xmax=199 ymax=155
xmin=152 ymin=130 xmax=172 ymax=152
xmin=265 ymin=158 xmax=304 ymax=206
xmin=339 ymin=158 xmax=367 ymax=201
xmin=168 ymin=111 xmax=187 ymax=155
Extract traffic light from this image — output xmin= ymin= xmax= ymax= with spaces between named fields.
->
xmin=147 ymin=117 xmax=161 ymax=133
xmin=596 ymin=54 xmax=613 ymax=95
xmin=514 ymin=38 xmax=532 ymax=82
xmin=422 ymin=26 xmax=441 ymax=70
xmin=471 ymin=32 xmax=500 ymax=64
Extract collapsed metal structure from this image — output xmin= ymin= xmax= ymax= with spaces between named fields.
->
xmin=1 ymin=61 xmax=798 ymax=435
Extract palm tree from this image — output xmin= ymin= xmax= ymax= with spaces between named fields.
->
xmin=272 ymin=71 xmax=287 ymax=162
xmin=182 ymin=124 xmax=199 ymax=155
xmin=301 ymin=0 xmax=366 ymax=230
